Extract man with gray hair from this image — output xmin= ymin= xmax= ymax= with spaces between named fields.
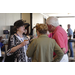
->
xmin=46 ymin=17 xmax=68 ymax=62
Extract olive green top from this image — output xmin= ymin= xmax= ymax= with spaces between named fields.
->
xmin=26 ymin=35 xmax=64 ymax=62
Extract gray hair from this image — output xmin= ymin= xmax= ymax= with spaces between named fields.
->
xmin=46 ymin=17 xmax=59 ymax=27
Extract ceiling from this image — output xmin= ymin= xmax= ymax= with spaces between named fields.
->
xmin=41 ymin=13 xmax=75 ymax=18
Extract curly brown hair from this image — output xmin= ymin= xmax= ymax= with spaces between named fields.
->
xmin=36 ymin=24 xmax=48 ymax=34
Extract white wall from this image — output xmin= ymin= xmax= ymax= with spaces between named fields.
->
xmin=22 ymin=13 xmax=30 ymax=33
xmin=32 ymin=13 xmax=44 ymax=35
xmin=22 ymin=13 xmax=30 ymax=24
xmin=32 ymin=13 xmax=75 ymax=32
xmin=32 ymin=13 xmax=44 ymax=28
xmin=0 ymin=13 xmax=21 ymax=36
xmin=58 ymin=18 xmax=75 ymax=32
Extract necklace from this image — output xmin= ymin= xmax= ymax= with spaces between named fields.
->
xmin=16 ymin=33 xmax=27 ymax=48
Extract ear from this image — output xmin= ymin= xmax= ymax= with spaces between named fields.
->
xmin=37 ymin=30 xmax=39 ymax=34
xmin=51 ymin=25 xmax=54 ymax=28
xmin=17 ymin=28 xmax=19 ymax=31
xmin=36 ymin=30 xmax=40 ymax=36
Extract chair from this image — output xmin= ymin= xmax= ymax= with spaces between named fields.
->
xmin=5 ymin=44 xmax=8 ymax=55
xmin=0 ymin=57 xmax=3 ymax=62
xmin=1 ymin=44 xmax=8 ymax=62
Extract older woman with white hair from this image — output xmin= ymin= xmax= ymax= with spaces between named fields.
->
xmin=46 ymin=17 xmax=68 ymax=62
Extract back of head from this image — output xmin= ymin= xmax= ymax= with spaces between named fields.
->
xmin=36 ymin=24 xmax=48 ymax=34
xmin=46 ymin=17 xmax=59 ymax=27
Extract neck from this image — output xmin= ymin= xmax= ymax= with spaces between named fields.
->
xmin=52 ymin=27 xmax=56 ymax=32
xmin=38 ymin=33 xmax=46 ymax=37
xmin=16 ymin=31 xmax=23 ymax=38
xmin=54 ymin=27 xmax=56 ymax=30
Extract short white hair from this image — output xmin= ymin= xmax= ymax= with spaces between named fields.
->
xmin=46 ymin=17 xmax=59 ymax=27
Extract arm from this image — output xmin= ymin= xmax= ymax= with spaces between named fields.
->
xmin=68 ymin=35 xmax=72 ymax=39
xmin=8 ymin=35 xmax=29 ymax=53
xmin=9 ymin=43 xmax=23 ymax=53
xmin=10 ymin=41 xmax=29 ymax=53
xmin=68 ymin=29 xmax=73 ymax=39
xmin=53 ymin=41 xmax=64 ymax=62
xmin=26 ymin=39 xmax=36 ymax=57
xmin=53 ymin=33 xmax=66 ymax=53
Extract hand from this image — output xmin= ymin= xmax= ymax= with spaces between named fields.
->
xmin=61 ymin=48 xmax=66 ymax=53
xmin=21 ymin=40 xmax=29 ymax=47
xmin=27 ymin=36 xmax=30 ymax=40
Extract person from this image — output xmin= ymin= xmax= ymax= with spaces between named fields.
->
xmin=47 ymin=31 xmax=53 ymax=38
xmin=73 ymin=29 xmax=75 ymax=47
xmin=46 ymin=17 xmax=68 ymax=62
xmin=23 ymin=28 xmax=31 ymax=62
xmin=59 ymin=25 xmax=62 ymax=27
xmin=26 ymin=24 xmax=64 ymax=62
xmin=0 ymin=36 xmax=5 ymax=51
xmin=7 ymin=20 xmax=29 ymax=62
xmin=29 ymin=26 xmax=36 ymax=35
xmin=47 ymin=32 xmax=56 ymax=57
xmin=29 ymin=24 xmax=39 ymax=41
xmin=73 ymin=29 xmax=75 ymax=38
xmin=67 ymin=24 xmax=74 ymax=59
xmin=23 ymin=29 xmax=30 ymax=40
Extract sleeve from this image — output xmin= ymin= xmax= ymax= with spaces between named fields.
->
xmin=7 ymin=35 xmax=16 ymax=56
xmin=69 ymin=29 xmax=73 ymax=36
xmin=26 ymin=39 xmax=37 ymax=57
xmin=53 ymin=40 xmax=64 ymax=62
xmin=53 ymin=32 xmax=65 ymax=48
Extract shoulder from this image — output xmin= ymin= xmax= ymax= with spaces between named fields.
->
xmin=9 ymin=34 xmax=17 ymax=41
xmin=50 ymin=38 xmax=56 ymax=43
xmin=23 ymin=35 xmax=28 ymax=38
xmin=54 ymin=30 xmax=59 ymax=36
xmin=68 ymin=28 xmax=73 ymax=33
xmin=30 ymin=38 xmax=37 ymax=43
xmin=31 ymin=38 xmax=37 ymax=41
xmin=10 ymin=35 xmax=14 ymax=39
xmin=51 ymin=39 xmax=58 ymax=47
xmin=10 ymin=35 xmax=14 ymax=37
xmin=69 ymin=28 xmax=72 ymax=31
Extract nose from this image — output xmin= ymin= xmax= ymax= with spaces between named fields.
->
xmin=23 ymin=26 xmax=25 ymax=28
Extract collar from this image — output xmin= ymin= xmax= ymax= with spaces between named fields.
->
xmin=53 ymin=26 xmax=60 ymax=34
xmin=39 ymin=34 xmax=48 ymax=38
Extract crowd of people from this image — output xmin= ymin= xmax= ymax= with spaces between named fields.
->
xmin=1 ymin=16 xmax=75 ymax=62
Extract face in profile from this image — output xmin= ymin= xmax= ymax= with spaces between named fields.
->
xmin=47 ymin=25 xmax=54 ymax=32
xmin=17 ymin=25 xmax=25 ymax=33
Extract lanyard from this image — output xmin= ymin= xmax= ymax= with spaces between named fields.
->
xmin=16 ymin=34 xmax=24 ymax=42
xmin=16 ymin=34 xmax=26 ymax=47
